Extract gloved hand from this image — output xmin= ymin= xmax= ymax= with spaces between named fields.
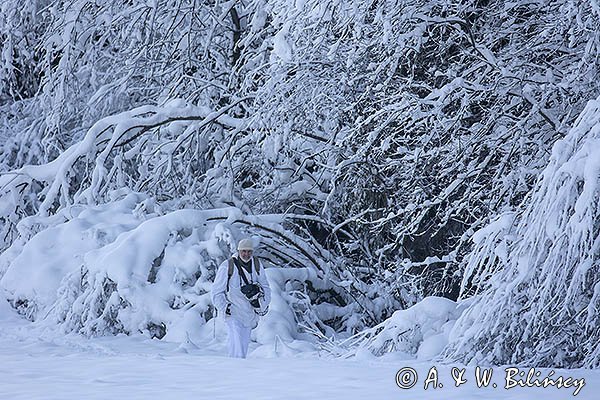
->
xmin=256 ymin=305 xmax=269 ymax=316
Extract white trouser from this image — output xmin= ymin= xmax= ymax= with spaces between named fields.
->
xmin=226 ymin=317 xmax=252 ymax=358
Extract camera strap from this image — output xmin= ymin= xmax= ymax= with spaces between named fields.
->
xmin=237 ymin=263 xmax=252 ymax=286
xmin=227 ymin=256 xmax=261 ymax=291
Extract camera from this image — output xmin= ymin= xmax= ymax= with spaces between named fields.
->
xmin=240 ymin=283 xmax=262 ymax=308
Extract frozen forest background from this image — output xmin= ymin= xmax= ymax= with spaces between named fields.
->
xmin=0 ymin=0 xmax=599 ymax=369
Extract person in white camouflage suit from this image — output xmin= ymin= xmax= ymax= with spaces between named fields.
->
xmin=211 ymin=238 xmax=271 ymax=358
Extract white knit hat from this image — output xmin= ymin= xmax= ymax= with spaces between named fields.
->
xmin=237 ymin=238 xmax=254 ymax=251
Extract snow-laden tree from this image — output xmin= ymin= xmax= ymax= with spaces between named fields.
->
xmin=1 ymin=0 xmax=247 ymax=170
xmin=445 ymin=97 xmax=600 ymax=368
xmin=0 ymin=0 xmax=253 ymax=248
xmin=233 ymin=0 xmax=600 ymax=305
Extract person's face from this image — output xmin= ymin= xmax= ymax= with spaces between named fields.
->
xmin=239 ymin=249 xmax=253 ymax=262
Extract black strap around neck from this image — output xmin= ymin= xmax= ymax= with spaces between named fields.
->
xmin=234 ymin=258 xmax=252 ymax=285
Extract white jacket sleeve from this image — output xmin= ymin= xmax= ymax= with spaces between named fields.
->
xmin=257 ymin=261 xmax=271 ymax=307
xmin=211 ymin=261 xmax=229 ymax=313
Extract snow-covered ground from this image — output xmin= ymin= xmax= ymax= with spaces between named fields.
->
xmin=1 ymin=299 xmax=598 ymax=400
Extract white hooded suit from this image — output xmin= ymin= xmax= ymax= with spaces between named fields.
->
xmin=211 ymin=256 xmax=271 ymax=358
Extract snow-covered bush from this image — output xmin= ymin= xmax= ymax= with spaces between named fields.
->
xmin=0 ymin=192 xmax=158 ymax=320
xmin=0 ymin=189 xmax=354 ymax=341
xmin=445 ymin=97 xmax=600 ymax=368
xmin=342 ymin=296 xmax=467 ymax=360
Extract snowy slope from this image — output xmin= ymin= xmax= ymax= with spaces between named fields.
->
xmin=1 ymin=299 xmax=598 ymax=400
